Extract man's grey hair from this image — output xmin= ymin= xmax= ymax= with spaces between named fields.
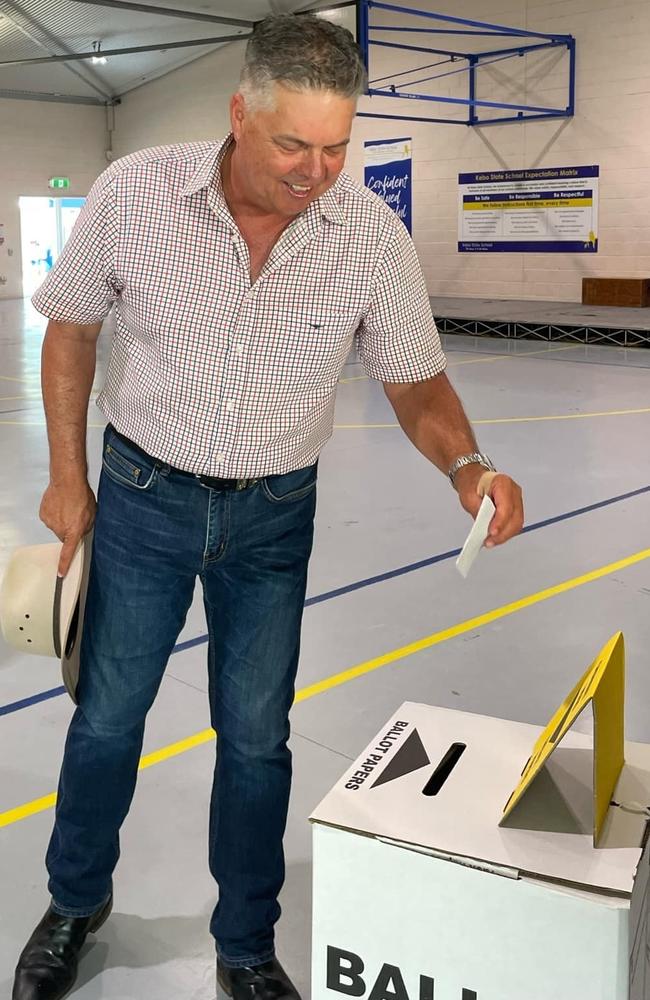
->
xmin=239 ymin=13 xmax=367 ymax=111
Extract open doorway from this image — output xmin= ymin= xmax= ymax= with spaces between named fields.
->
xmin=19 ymin=196 xmax=85 ymax=297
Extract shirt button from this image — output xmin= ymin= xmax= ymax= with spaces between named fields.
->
xmin=216 ymin=453 xmax=225 ymax=463
xmin=226 ymin=400 xmax=235 ymax=412
xmin=236 ymin=343 xmax=245 ymax=355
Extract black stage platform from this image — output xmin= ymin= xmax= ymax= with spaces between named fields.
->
xmin=430 ymin=297 xmax=650 ymax=347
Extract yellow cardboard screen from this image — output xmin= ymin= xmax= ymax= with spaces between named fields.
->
xmin=501 ymin=632 xmax=625 ymax=845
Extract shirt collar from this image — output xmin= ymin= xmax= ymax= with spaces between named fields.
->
xmin=317 ymin=180 xmax=348 ymax=226
xmin=181 ymin=134 xmax=348 ymax=227
xmin=180 ymin=135 xmax=233 ymax=199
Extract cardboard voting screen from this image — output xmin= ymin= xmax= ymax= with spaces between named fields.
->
xmin=501 ymin=632 xmax=625 ymax=844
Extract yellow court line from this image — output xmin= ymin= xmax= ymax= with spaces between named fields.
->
xmin=339 ymin=343 xmax=583 ymax=382
xmin=0 ymin=394 xmax=98 ymax=405
xmin=334 ymin=406 xmax=650 ymax=430
xmin=447 ymin=343 xmax=581 ymax=367
xmin=1 ymin=408 xmax=650 ymax=432
xmin=473 ymin=407 xmax=650 ymax=425
xmin=2 ymin=545 xmax=650 ymax=829
xmin=0 ymin=395 xmax=43 ymax=403
xmin=0 ymin=414 xmax=103 ymax=428
xmin=138 ymin=728 xmax=216 ymax=770
xmin=0 ymin=374 xmax=39 ymax=384
xmin=0 ymin=420 xmax=105 ymax=427
xmin=2 ymin=792 xmax=58 ymax=826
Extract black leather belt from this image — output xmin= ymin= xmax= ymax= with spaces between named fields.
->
xmin=196 ymin=474 xmax=259 ymax=491
xmin=108 ymin=427 xmax=259 ymax=492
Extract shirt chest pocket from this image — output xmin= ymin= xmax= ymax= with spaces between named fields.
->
xmin=257 ymin=309 xmax=359 ymax=386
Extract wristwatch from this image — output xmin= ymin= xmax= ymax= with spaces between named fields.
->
xmin=448 ymin=452 xmax=496 ymax=487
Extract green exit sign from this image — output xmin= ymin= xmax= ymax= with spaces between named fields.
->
xmin=49 ymin=177 xmax=70 ymax=190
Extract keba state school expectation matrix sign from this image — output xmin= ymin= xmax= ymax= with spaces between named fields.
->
xmin=458 ymin=165 xmax=599 ymax=253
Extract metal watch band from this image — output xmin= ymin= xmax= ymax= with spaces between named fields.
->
xmin=448 ymin=452 xmax=496 ymax=487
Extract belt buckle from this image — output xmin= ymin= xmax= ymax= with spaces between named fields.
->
xmin=199 ymin=474 xmax=229 ymax=490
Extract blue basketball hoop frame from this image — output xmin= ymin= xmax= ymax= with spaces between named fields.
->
xmin=356 ymin=1 xmax=576 ymax=126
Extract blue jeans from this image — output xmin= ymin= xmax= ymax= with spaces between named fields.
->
xmin=47 ymin=426 xmax=317 ymax=967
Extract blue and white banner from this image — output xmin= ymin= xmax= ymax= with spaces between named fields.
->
xmin=458 ymin=165 xmax=599 ymax=253
xmin=364 ymin=138 xmax=412 ymax=234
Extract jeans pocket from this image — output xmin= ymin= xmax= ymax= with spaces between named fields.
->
xmin=102 ymin=431 xmax=158 ymax=491
xmin=261 ymin=464 xmax=318 ymax=504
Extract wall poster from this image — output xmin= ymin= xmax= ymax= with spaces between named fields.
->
xmin=458 ymin=165 xmax=599 ymax=252
xmin=364 ymin=138 xmax=412 ymax=235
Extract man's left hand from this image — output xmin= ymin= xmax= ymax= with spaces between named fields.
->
xmin=454 ymin=466 xmax=524 ymax=548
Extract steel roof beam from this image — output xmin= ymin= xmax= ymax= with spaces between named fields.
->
xmin=0 ymin=32 xmax=251 ymax=67
xmin=0 ymin=0 xmax=113 ymax=99
xmin=0 ymin=87 xmax=109 ymax=105
xmin=66 ymin=0 xmax=255 ymax=29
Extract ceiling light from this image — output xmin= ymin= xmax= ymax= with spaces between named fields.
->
xmin=91 ymin=40 xmax=107 ymax=65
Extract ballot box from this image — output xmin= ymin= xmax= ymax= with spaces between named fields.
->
xmin=310 ymin=634 xmax=650 ymax=1000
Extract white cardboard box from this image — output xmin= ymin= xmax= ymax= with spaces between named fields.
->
xmin=310 ymin=702 xmax=650 ymax=1000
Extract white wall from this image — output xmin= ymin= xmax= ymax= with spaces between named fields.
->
xmin=116 ymin=0 xmax=650 ymax=303
xmin=0 ymin=99 xmax=108 ymax=300
xmin=9 ymin=0 xmax=648 ymax=304
xmin=347 ymin=0 xmax=650 ymax=301
xmin=112 ymin=41 xmax=243 ymax=155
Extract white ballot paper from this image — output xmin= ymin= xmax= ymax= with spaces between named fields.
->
xmin=455 ymin=494 xmax=495 ymax=577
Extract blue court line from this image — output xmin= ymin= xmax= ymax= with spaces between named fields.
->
xmin=0 ymin=685 xmax=67 ymax=717
xmin=2 ymin=482 xmax=649 ymax=720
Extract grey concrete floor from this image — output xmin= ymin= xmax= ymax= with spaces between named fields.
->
xmin=1 ymin=299 xmax=650 ymax=997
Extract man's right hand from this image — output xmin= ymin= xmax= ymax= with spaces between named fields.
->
xmin=39 ymin=480 xmax=96 ymax=577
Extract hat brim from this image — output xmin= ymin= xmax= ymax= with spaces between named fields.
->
xmin=60 ymin=532 xmax=93 ymax=704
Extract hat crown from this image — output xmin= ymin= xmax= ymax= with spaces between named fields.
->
xmin=0 ymin=543 xmax=61 ymax=657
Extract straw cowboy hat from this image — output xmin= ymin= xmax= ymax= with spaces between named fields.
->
xmin=0 ymin=534 xmax=92 ymax=703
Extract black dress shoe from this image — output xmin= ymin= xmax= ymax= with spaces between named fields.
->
xmin=217 ymin=956 xmax=301 ymax=1000
xmin=12 ymin=894 xmax=112 ymax=1000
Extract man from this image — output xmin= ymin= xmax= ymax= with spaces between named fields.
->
xmin=13 ymin=13 xmax=523 ymax=1000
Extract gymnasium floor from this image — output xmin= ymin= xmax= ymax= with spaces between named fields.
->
xmin=1 ymin=297 xmax=649 ymax=998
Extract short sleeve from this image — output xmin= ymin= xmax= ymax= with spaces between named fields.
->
xmin=355 ymin=220 xmax=447 ymax=382
xmin=32 ymin=166 xmax=121 ymax=324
